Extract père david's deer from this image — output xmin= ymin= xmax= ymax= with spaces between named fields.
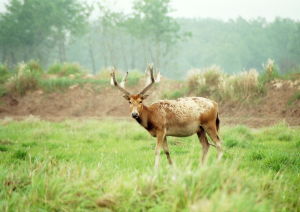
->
xmin=110 ymin=65 xmax=223 ymax=168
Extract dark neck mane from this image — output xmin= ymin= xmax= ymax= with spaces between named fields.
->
xmin=134 ymin=104 xmax=153 ymax=131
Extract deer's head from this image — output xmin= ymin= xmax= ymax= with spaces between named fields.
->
xmin=110 ymin=64 xmax=158 ymax=119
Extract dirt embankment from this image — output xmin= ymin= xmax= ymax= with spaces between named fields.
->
xmin=0 ymin=79 xmax=299 ymax=127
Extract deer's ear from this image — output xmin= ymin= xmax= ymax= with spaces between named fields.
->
xmin=141 ymin=94 xmax=149 ymax=100
xmin=123 ymin=95 xmax=130 ymax=100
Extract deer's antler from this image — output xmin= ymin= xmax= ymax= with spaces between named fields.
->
xmin=110 ymin=68 xmax=130 ymax=96
xmin=120 ymin=71 xmax=128 ymax=88
xmin=139 ymin=64 xmax=155 ymax=95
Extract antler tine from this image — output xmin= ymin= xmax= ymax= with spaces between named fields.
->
xmin=139 ymin=64 xmax=155 ymax=95
xmin=120 ymin=71 xmax=128 ymax=88
xmin=110 ymin=68 xmax=130 ymax=96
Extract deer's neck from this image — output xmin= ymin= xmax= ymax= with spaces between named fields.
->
xmin=135 ymin=105 xmax=153 ymax=131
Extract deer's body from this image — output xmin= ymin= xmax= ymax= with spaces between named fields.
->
xmin=135 ymin=97 xmax=218 ymax=137
xmin=111 ymin=65 xmax=223 ymax=168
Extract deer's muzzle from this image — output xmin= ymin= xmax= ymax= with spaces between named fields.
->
xmin=131 ymin=112 xmax=139 ymax=119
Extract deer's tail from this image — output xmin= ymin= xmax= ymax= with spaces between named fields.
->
xmin=216 ymin=113 xmax=220 ymax=132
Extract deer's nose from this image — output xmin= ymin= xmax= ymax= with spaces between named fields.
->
xmin=131 ymin=112 xmax=139 ymax=119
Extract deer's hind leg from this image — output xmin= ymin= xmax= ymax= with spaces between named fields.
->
xmin=197 ymin=127 xmax=210 ymax=164
xmin=163 ymin=137 xmax=173 ymax=165
xmin=204 ymin=122 xmax=223 ymax=160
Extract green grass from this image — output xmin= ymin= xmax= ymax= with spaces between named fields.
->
xmin=162 ymin=88 xmax=187 ymax=99
xmin=0 ymin=119 xmax=299 ymax=211
xmin=47 ymin=63 xmax=86 ymax=76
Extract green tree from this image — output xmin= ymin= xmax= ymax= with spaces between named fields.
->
xmin=128 ymin=0 xmax=182 ymax=68
xmin=0 ymin=0 xmax=88 ymax=66
xmin=0 ymin=0 xmax=53 ymax=65
xmin=48 ymin=0 xmax=88 ymax=62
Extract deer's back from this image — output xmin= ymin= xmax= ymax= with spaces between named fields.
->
xmin=149 ymin=97 xmax=217 ymax=137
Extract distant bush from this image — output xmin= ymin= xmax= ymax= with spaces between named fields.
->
xmin=5 ymin=63 xmax=41 ymax=96
xmin=96 ymin=68 xmax=112 ymax=79
xmin=259 ymin=58 xmax=280 ymax=85
xmin=25 ymin=60 xmax=43 ymax=73
xmin=40 ymin=77 xmax=79 ymax=91
xmin=97 ymin=68 xmax=143 ymax=87
xmin=0 ymin=64 xmax=11 ymax=96
xmin=126 ymin=70 xmax=143 ymax=86
xmin=187 ymin=66 xmax=225 ymax=98
xmin=224 ymin=69 xmax=263 ymax=100
xmin=48 ymin=63 xmax=86 ymax=77
xmin=187 ymin=66 xmax=262 ymax=102
xmin=162 ymin=88 xmax=187 ymax=99
xmin=0 ymin=64 xmax=10 ymax=84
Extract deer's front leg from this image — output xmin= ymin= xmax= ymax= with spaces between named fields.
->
xmin=154 ymin=129 xmax=166 ymax=169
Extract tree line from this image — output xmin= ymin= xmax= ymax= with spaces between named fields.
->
xmin=0 ymin=0 xmax=299 ymax=78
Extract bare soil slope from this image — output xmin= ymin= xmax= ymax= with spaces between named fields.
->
xmin=0 ymin=79 xmax=299 ymax=127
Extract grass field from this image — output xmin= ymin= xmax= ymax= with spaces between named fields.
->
xmin=0 ymin=118 xmax=299 ymax=211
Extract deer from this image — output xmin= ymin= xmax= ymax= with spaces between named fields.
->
xmin=110 ymin=65 xmax=223 ymax=169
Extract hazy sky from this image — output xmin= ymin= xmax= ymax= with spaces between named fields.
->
xmin=0 ymin=0 xmax=300 ymax=21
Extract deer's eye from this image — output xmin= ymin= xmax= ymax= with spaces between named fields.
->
xmin=129 ymin=101 xmax=132 ymax=104
xmin=139 ymin=101 xmax=142 ymax=104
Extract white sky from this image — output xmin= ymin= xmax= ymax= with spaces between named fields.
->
xmin=0 ymin=0 xmax=300 ymax=21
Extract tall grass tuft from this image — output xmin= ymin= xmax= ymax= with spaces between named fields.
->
xmin=187 ymin=66 xmax=225 ymax=99
xmin=48 ymin=63 xmax=86 ymax=77
xmin=0 ymin=64 xmax=11 ymax=96
xmin=0 ymin=64 xmax=10 ymax=84
xmin=224 ymin=69 xmax=263 ymax=100
xmin=162 ymin=88 xmax=188 ymax=99
xmin=259 ymin=58 xmax=280 ymax=85
xmin=126 ymin=70 xmax=144 ymax=86
xmin=187 ymin=66 xmax=262 ymax=102
xmin=5 ymin=62 xmax=41 ymax=96
xmin=25 ymin=60 xmax=43 ymax=74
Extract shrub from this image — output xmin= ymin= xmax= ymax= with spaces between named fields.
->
xmin=0 ymin=64 xmax=10 ymax=84
xmin=48 ymin=63 xmax=86 ymax=77
xmin=40 ymin=77 xmax=78 ymax=91
xmin=224 ymin=69 xmax=262 ymax=101
xmin=186 ymin=66 xmax=262 ymax=102
xmin=259 ymin=58 xmax=280 ymax=85
xmin=203 ymin=66 xmax=224 ymax=87
xmin=0 ymin=64 xmax=11 ymax=96
xmin=5 ymin=63 xmax=41 ymax=96
xmin=25 ymin=60 xmax=43 ymax=73
xmin=96 ymin=68 xmax=112 ymax=79
xmin=126 ymin=70 xmax=143 ymax=86
xmin=162 ymin=88 xmax=187 ymax=99
xmin=186 ymin=66 xmax=225 ymax=98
